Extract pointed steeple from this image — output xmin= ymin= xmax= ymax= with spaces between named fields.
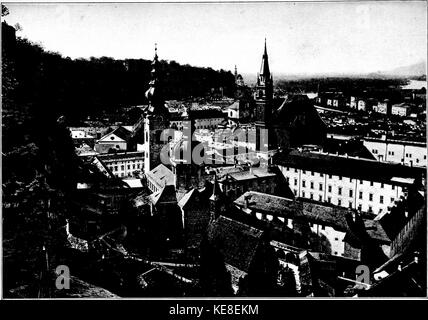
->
xmin=145 ymin=43 xmax=168 ymax=116
xmin=260 ymin=38 xmax=271 ymax=78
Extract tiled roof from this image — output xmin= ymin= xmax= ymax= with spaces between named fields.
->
xmin=363 ymin=219 xmax=391 ymax=243
xmin=274 ymin=149 xmax=424 ymax=185
xmin=207 ymin=216 xmax=264 ymax=273
xmin=234 ymin=191 xmax=351 ymax=231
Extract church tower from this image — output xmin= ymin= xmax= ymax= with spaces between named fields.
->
xmin=143 ymin=44 xmax=170 ymax=173
xmin=254 ymin=39 xmax=275 ymax=152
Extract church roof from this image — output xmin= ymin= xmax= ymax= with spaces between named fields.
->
xmin=112 ymin=126 xmax=133 ymax=141
xmin=275 ymin=94 xmax=326 ymax=128
xmin=98 ymin=126 xmax=132 ymax=142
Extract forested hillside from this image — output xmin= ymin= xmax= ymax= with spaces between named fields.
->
xmin=2 ymin=20 xmax=235 ymax=122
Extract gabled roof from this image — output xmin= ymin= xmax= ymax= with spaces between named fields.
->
xmin=146 ymin=164 xmax=175 ymax=188
xmin=98 ymin=126 xmax=132 ymax=142
xmin=207 ymin=216 xmax=264 ymax=273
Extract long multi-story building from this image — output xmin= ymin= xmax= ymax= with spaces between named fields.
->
xmin=96 ymin=151 xmax=144 ymax=178
xmin=363 ymin=136 xmax=427 ymax=167
xmin=274 ymin=150 xmax=424 ymax=216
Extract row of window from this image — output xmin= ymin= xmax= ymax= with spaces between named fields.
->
xmin=297 ymin=190 xmax=388 ymax=213
xmin=286 ymin=168 xmax=396 ymax=188
xmin=375 ymin=150 xmax=427 ymax=160
xmin=106 ymin=159 xmax=142 ymax=166
xmin=107 ymin=162 xmax=142 ymax=172
xmin=115 ymin=172 xmax=135 ymax=178
xmin=296 ymin=178 xmax=395 ymax=197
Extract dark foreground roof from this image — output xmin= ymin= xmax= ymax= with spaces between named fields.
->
xmin=207 ymin=216 xmax=264 ymax=273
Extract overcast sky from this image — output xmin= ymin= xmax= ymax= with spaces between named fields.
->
xmin=3 ymin=1 xmax=427 ymax=75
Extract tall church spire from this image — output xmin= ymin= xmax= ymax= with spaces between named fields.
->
xmin=254 ymin=38 xmax=275 ymax=151
xmin=259 ymin=38 xmax=271 ymax=82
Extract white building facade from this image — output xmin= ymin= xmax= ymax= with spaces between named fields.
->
xmin=363 ymin=137 xmax=427 ymax=167
xmin=275 ymin=151 xmax=423 ymax=217
xmin=97 ymin=151 xmax=144 ymax=178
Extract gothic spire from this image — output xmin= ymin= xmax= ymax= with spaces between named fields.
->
xmin=260 ymin=38 xmax=271 ymax=78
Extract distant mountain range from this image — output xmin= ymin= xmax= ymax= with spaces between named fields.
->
xmin=241 ymin=61 xmax=427 ymax=83
xmin=369 ymin=61 xmax=427 ymax=78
